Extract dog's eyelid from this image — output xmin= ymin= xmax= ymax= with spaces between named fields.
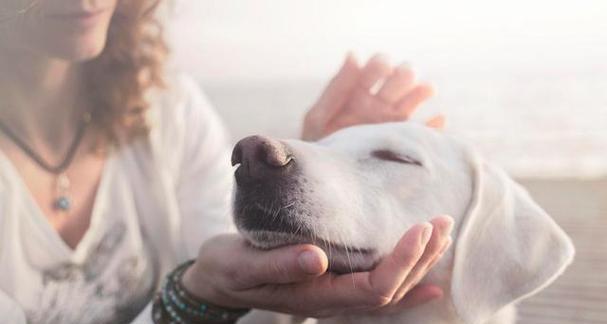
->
xmin=371 ymin=149 xmax=422 ymax=166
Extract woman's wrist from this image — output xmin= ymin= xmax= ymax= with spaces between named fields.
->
xmin=180 ymin=260 xmax=221 ymax=304
xmin=153 ymin=260 xmax=250 ymax=324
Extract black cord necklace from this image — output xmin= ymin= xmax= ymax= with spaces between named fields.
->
xmin=0 ymin=113 xmax=91 ymax=212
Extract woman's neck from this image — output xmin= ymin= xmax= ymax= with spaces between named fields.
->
xmin=0 ymin=50 xmax=86 ymax=151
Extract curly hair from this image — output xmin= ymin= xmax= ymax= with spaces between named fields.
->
xmin=84 ymin=0 xmax=168 ymax=146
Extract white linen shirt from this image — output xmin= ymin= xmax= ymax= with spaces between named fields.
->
xmin=0 ymin=75 xmax=235 ymax=324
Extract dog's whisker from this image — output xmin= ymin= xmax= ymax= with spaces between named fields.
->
xmin=320 ymin=222 xmax=334 ymax=269
xmin=268 ymin=198 xmax=281 ymax=227
xmin=354 ymin=245 xmax=363 ymax=255
xmin=270 ymin=204 xmax=280 ymax=224
xmin=328 ymin=238 xmax=334 ymax=268
xmin=282 ymin=201 xmax=296 ymax=209
xmin=344 ymin=243 xmax=356 ymax=287
xmin=313 ymin=221 xmax=322 ymax=248
xmin=328 ymin=244 xmax=333 ymax=267
xmin=293 ymin=222 xmax=302 ymax=237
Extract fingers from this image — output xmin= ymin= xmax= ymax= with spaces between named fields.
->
xmin=366 ymin=222 xmax=433 ymax=299
xmin=358 ymin=54 xmax=393 ymax=92
xmin=394 ymin=84 xmax=434 ymax=120
xmin=232 ymin=242 xmax=328 ymax=289
xmin=302 ymin=53 xmax=361 ymax=141
xmin=304 ymin=52 xmax=436 ymax=141
xmin=231 ymin=218 xmax=452 ymax=317
xmin=323 ymin=54 xmax=360 ymax=111
xmin=190 ymin=235 xmax=331 ymax=312
xmin=386 ymin=284 xmax=444 ymax=312
xmin=314 ymin=53 xmax=361 ymax=118
xmin=253 ymin=223 xmax=435 ymax=313
xmin=392 ymin=216 xmax=454 ymax=301
xmin=427 ymin=236 xmax=452 ymax=270
xmin=347 ymin=59 xmax=433 ymax=124
xmin=302 ymin=217 xmax=450 ymax=310
xmin=376 ymin=64 xmax=415 ymax=104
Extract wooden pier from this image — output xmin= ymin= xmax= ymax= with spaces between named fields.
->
xmin=517 ymin=179 xmax=607 ymax=324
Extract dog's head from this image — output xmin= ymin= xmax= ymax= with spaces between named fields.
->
xmin=231 ymin=122 xmax=574 ymax=323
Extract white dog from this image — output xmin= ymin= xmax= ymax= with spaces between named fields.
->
xmin=231 ymin=122 xmax=574 ymax=324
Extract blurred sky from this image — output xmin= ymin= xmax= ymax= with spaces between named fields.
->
xmin=166 ymin=0 xmax=607 ymax=178
xmin=168 ymin=0 xmax=607 ymax=81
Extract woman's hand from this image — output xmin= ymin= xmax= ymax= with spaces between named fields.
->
xmin=181 ymin=215 xmax=453 ymax=318
xmin=302 ymin=53 xmax=444 ymax=141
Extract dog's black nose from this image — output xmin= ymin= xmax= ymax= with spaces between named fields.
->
xmin=232 ymin=135 xmax=293 ymax=183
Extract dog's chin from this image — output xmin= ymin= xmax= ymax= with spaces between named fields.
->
xmin=241 ymin=230 xmax=380 ymax=274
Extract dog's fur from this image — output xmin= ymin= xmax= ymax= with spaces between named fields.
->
xmin=234 ymin=123 xmax=574 ymax=324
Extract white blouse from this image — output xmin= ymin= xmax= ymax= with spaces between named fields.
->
xmin=0 ymin=75 xmax=235 ymax=324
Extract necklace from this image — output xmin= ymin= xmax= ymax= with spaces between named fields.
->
xmin=0 ymin=113 xmax=91 ymax=212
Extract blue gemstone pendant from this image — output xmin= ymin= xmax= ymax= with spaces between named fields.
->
xmin=54 ymin=196 xmax=71 ymax=211
xmin=54 ymin=173 xmax=71 ymax=211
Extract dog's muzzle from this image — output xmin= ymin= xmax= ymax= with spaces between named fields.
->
xmin=231 ymin=135 xmax=304 ymax=233
xmin=231 ymin=135 xmax=379 ymax=273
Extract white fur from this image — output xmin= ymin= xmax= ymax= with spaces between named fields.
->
xmin=237 ymin=122 xmax=574 ymax=324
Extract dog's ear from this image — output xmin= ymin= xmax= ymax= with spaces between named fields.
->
xmin=450 ymin=152 xmax=574 ymax=324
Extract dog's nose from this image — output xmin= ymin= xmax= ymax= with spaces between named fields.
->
xmin=231 ymin=135 xmax=293 ymax=182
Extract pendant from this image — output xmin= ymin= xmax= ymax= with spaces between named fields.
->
xmin=54 ymin=196 xmax=71 ymax=211
xmin=54 ymin=173 xmax=71 ymax=211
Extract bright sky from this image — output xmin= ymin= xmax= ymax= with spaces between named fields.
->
xmin=169 ymin=0 xmax=607 ymax=81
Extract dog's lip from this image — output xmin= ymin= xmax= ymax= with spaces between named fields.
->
xmin=243 ymin=230 xmax=376 ymax=255
xmin=242 ymin=230 xmax=380 ymax=273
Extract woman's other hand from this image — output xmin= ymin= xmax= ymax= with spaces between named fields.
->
xmin=302 ymin=53 xmax=444 ymax=141
xmin=181 ymin=215 xmax=453 ymax=318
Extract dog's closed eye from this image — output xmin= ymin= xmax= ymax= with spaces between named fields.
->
xmin=371 ymin=149 xmax=422 ymax=166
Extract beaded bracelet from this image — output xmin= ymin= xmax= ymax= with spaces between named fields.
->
xmin=152 ymin=260 xmax=251 ymax=324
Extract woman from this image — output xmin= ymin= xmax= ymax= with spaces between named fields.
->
xmin=0 ymin=0 xmax=453 ymax=323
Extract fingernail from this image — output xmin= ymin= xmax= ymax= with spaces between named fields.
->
xmin=298 ymin=250 xmax=322 ymax=275
xmin=341 ymin=52 xmax=357 ymax=70
xmin=421 ymin=223 xmax=433 ymax=245
xmin=345 ymin=51 xmax=356 ymax=63
xmin=371 ymin=53 xmax=389 ymax=64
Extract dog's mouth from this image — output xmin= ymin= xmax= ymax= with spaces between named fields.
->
xmin=234 ymin=187 xmax=381 ymax=273
xmin=240 ymin=229 xmax=380 ymax=274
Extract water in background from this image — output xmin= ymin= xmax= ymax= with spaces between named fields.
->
xmin=200 ymin=67 xmax=607 ymax=179
xmin=169 ymin=0 xmax=607 ymax=179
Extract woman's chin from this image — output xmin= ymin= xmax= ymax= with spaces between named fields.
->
xmin=69 ymin=43 xmax=107 ymax=62
xmin=44 ymin=37 xmax=108 ymax=63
